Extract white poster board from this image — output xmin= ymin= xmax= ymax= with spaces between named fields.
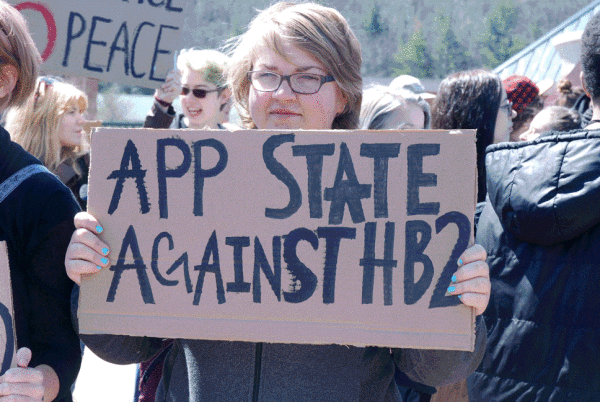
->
xmin=11 ymin=0 xmax=193 ymax=88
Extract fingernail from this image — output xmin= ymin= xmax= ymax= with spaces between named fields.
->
xmin=458 ymin=295 xmax=462 ymax=299
xmin=447 ymin=286 xmax=456 ymax=293
xmin=457 ymin=258 xmax=463 ymax=266
xmin=97 ymin=265 xmax=102 ymax=270
xmin=101 ymin=248 xmax=109 ymax=255
xmin=451 ymin=275 xmax=457 ymax=283
xmin=101 ymin=257 xmax=109 ymax=265
xmin=96 ymin=225 xmax=103 ymax=233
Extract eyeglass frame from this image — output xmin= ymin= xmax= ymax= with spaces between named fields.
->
xmin=180 ymin=87 xmax=223 ymax=99
xmin=499 ymin=100 xmax=513 ymax=117
xmin=247 ymin=71 xmax=336 ymax=95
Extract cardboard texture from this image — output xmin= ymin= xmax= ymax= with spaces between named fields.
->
xmin=0 ymin=241 xmax=17 ymax=375
xmin=10 ymin=0 xmax=193 ymax=88
xmin=79 ymin=128 xmax=478 ymax=351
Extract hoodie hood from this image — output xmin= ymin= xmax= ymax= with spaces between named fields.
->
xmin=485 ymin=129 xmax=600 ymax=246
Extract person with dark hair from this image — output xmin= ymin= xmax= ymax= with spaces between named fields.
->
xmin=432 ymin=69 xmax=514 ymax=204
xmin=467 ymin=10 xmax=600 ymax=402
xmin=502 ymin=75 xmax=544 ymax=141
xmin=518 ymin=105 xmax=582 ymax=141
xmin=0 ymin=1 xmax=82 ymax=400
xmin=556 ymin=78 xmax=585 ymax=108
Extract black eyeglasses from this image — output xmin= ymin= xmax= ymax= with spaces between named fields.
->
xmin=499 ymin=101 xmax=513 ymax=117
xmin=181 ymin=87 xmax=221 ymax=99
xmin=248 ymin=71 xmax=335 ymax=95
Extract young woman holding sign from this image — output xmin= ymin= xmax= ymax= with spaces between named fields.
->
xmin=65 ymin=3 xmax=490 ymax=401
xmin=6 ymin=77 xmax=90 ymax=209
xmin=0 ymin=1 xmax=82 ymax=401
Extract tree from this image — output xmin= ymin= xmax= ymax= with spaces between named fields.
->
xmin=363 ymin=2 xmax=387 ymax=38
xmin=433 ymin=12 xmax=472 ymax=77
xmin=478 ymin=0 xmax=527 ymax=68
xmin=394 ymin=23 xmax=434 ymax=78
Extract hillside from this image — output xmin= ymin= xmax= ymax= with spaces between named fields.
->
xmin=177 ymin=0 xmax=591 ymax=78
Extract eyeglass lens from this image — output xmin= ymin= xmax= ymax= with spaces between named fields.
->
xmin=249 ymin=72 xmax=332 ymax=94
xmin=181 ymin=88 xmax=220 ymax=99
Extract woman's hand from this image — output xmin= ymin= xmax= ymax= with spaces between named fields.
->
xmin=154 ymin=69 xmax=182 ymax=105
xmin=0 ymin=348 xmax=44 ymax=401
xmin=447 ymin=244 xmax=491 ymax=316
xmin=65 ymin=211 xmax=110 ymax=285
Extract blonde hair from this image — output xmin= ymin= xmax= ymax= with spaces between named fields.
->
xmin=6 ymin=78 xmax=88 ymax=173
xmin=178 ymin=48 xmax=229 ymax=88
xmin=226 ymin=1 xmax=362 ymax=129
xmin=0 ymin=0 xmax=40 ymax=110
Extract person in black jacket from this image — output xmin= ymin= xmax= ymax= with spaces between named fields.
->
xmin=467 ymin=10 xmax=600 ymax=402
xmin=0 ymin=1 xmax=82 ymax=401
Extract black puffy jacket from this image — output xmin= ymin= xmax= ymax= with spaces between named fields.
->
xmin=468 ymin=130 xmax=600 ymax=402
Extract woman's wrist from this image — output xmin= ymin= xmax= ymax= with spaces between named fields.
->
xmin=154 ymin=95 xmax=172 ymax=108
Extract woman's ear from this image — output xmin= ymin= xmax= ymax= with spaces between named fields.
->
xmin=581 ymin=71 xmax=591 ymax=99
xmin=219 ymin=87 xmax=231 ymax=104
xmin=0 ymin=64 xmax=18 ymax=99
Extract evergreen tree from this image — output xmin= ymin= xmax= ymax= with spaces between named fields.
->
xmin=363 ymin=2 xmax=387 ymax=38
xmin=394 ymin=23 xmax=434 ymax=78
xmin=478 ymin=0 xmax=527 ymax=68
xmin=433 ymin=12 xmax=472 ymax=77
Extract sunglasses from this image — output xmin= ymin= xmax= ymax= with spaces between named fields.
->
xmin=181 ymin=87 xmax=221 ymax=99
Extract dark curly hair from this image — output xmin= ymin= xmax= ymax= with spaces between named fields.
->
xmin=582 ymin=11 xmax=600 ymax=101
xmin=431 ymin=69 xmax=503 ymax=202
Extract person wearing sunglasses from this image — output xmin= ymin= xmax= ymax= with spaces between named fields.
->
xmin=0 ymin=1 xmax=82 ymax=401
xmin=6 ymin=76 xmax=90 ymax=210
xmin=144 ymin=48 xmax=231 ymax=130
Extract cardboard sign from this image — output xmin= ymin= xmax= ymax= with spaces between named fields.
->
xmin=79 ymin=128 xmax=478 ymax=351
xmin=10 ymin=0 xmax=193 ymax=88
xmin=0 ymin=241 xmax=17 ymax=375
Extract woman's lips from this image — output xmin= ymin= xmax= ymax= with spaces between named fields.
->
xmin=270 ymin=108 xmax=300 ymax=116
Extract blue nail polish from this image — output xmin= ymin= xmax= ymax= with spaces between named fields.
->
xmin=97 ymin=265 xmax=102 ymax=270
xmin=458 ymin=295 xmax=462 ymax=299
xmin=96 ymin=225 xmax=103 ymax=233
xmin=451 ymin=275 xmax=457 ymax=283
xmin=457 ymin=258 xmax=463 ymax=266
xmin=447 ymin=286 xmax=456 ymax=293
xmin=101 ymin=257 xmax=108 ymax=265
xmin=102 ymin=248 xmax=109 ymax=255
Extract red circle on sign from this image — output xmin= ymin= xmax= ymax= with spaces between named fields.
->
xmin=14 ymin=2 xmax=56 ymax=62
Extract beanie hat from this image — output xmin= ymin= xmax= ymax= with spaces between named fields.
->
xmin=503 ymin=75 xmax=539 ymax=114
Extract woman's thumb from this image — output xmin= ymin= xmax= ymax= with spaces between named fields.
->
xmin=15 ymin=347 xmax=32 ymax=368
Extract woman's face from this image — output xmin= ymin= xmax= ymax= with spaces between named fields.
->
xmin=181 ymin=67 xmax=229 ymax=129
xmin=58 ymin=104 xmax=85 ymax=147
xmin=493 ymin=87 xmax=516 ymax=144
xmin=248 ymin=42 xmax=347 ymax=130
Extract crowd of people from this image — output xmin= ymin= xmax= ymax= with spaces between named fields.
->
xmin=0 ymin=0 xmax=599 ymax=401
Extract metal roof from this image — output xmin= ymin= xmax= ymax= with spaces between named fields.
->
xmin=494 ymin=1 xmax=600 ymax=82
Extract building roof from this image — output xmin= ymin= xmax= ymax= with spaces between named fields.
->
xmin=494 ymin=1 xmax=600 ymax=83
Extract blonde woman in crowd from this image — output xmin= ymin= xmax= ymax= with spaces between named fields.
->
xmin=0 ymin=1 xmax=82 ymax=400
xmin=65 ymin=3 xmax=490 ymax=401
xmin=6 ymin=77 xmax=89 ymax=209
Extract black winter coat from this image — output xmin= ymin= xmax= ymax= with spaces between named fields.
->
xmin=468 ymin=130 xmax=600 ymax=401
